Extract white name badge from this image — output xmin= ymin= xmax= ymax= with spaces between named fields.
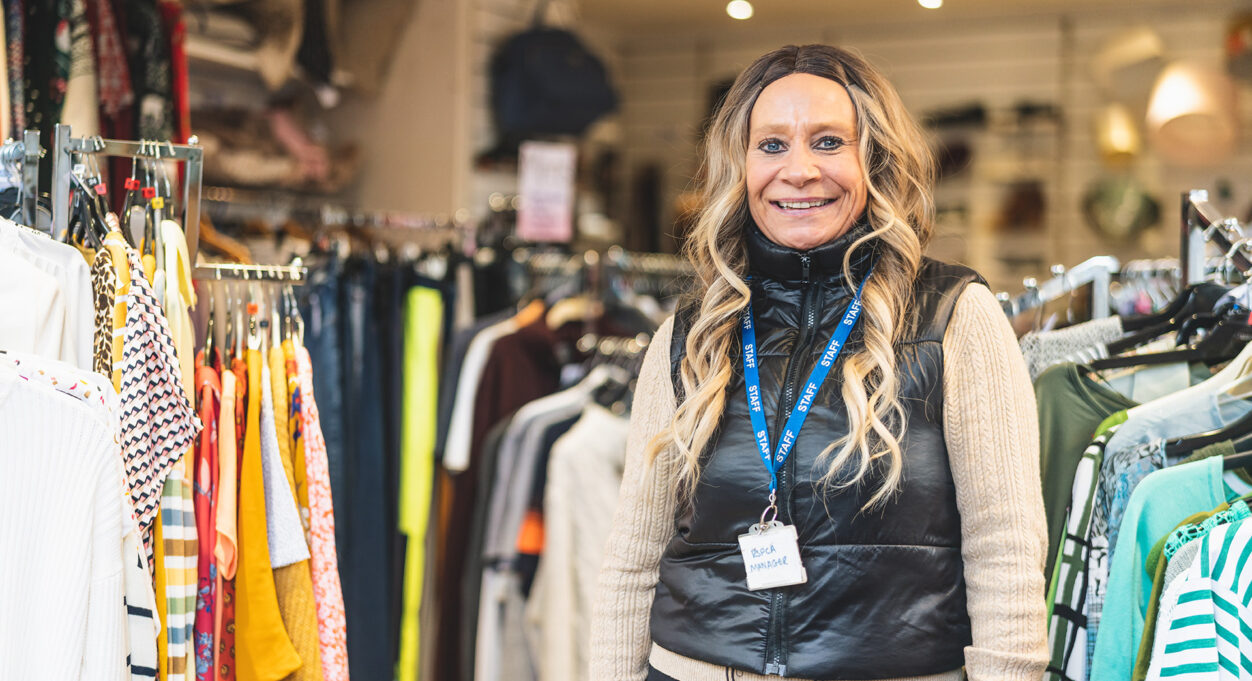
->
xmin=738 ymin=521 xmax=808 ymax=591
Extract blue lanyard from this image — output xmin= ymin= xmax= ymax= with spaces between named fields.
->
xmin=741 ymin=266 xmax=873 ymax=498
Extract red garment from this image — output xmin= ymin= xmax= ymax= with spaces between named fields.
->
xmin=158 ymin=1 xmax=189 ymax=144
xmin=85 ymin=0 xmax=133 ymax=118
xmin=194 ymin=355 xmax=221 ymax=681
xmin=217 ymin=355 xmax=247 ymax=681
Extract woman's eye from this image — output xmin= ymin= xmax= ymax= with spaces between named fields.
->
xmin=816 ymin=136 xmax=845 ymax=150
xmin=758 ymin=139 xmax=784 ymax=153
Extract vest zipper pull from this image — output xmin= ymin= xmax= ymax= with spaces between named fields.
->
xmin=800 ymin=254 xmax=811 ymax=283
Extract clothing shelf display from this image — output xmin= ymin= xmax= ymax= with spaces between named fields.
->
xmin=1028 ymin=193 xmax=1252 ymax=681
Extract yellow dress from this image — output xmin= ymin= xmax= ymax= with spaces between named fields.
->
xmin=236 ymin=348 xmax=301 ymax=681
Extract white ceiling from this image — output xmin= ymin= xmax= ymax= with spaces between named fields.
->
xmin=578 ymin=0 xmax=1241 ymax=34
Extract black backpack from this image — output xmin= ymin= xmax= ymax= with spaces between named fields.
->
xmin=490 ymin=23 xmax=618 ymax=140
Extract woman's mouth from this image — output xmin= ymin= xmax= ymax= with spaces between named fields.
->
xmin=772 ymin=199 xmax=834 ymax=210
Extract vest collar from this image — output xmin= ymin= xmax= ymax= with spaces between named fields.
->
xmin=745 ymin=219 xmax=876 ymax=285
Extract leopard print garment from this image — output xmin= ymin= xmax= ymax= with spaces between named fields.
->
xmin=91 ymin=248 xmax=117 ymax=377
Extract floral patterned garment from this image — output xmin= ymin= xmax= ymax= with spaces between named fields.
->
xmin=296 ymin=345 xmax=350 ymax=680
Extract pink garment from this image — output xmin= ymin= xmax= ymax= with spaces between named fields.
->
xmin=295 ymin=346 xmax=349 ymax=680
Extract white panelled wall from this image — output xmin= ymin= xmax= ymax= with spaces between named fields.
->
xmin=607 ymin=6 xmax=1252 ymax=290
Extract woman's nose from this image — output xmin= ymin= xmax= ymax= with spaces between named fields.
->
xmin=782 ymin=147 xmax=820 ymax=186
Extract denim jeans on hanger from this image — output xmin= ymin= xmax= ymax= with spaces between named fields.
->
xmin=339 ymin=256 xmax=393 ymax=680
xmin=299 ymin=257 xmax=348 ymax=535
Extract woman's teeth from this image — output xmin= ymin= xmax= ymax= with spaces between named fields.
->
xmin=775 ymin=199 xmax=833 ymax=209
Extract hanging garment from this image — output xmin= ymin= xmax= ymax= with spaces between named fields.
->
xmin=1089 ymin=457 xmax=1248 ymax=681
xmin=216 ymin=368 xmax=240 ymax=681
xmin=397 ymin=286 xmax=443 ymax=681
xmin=1085 ymin=394 xmax=1252 ymax=665
xmin=0 ymin=8 xmax=7 ymax=140
xmin=6 ymin=0 xmax=23 ymax=132
xmin=1019 ymin=316 xmax=1124 ymax=381
xmin=282 ymin=341 xmax=308 ymax=537
xmin=235 ymin=348 xmax=300 ymax=681
xmin=525 ymin=404 xmax=630 ymax=681
xmin=92 ymin=249 xmax=118 ymax=376
xmin=0 ymin=361 xmax=127 ymax=681
xmin=299 ymin=259 xmax=347 ymax=535
xmin=476 ymin=367 xmax=633 ymax=681
xmin=260 ymin=356 xmax=308 ymax=569
xmin=1135 ymin=494 xmax=1252 ymax=681
xmin=0 ymin=240 xmax=67 ymax=359
xmin=296 ymin=345 xmax=350 ymax=681
xmin=194 ymin=358 xmax=222 ymax=681
xmin=125 ymin=500 xmax=161 ymax=681
xmin=219 ymin=353 xmax=250 ymax=681
xmin=86 ymin=0 xmax=134 ymax=123
xmin=103 ymin=230 xmax=131 ymax=390
xmin=163 ymin=220 xmax=198 ymax=422
xmin=158 ymin=470 xmax=199 ymax=681
xmin=0 ymin=352 xmax=156 ymax=678
xmin=1 ymin=217 xmax=95 ymax=369
xmin=1036 ymin=364 xmax=1138 ymax=579
xmin=62 ymin=0 xmax=99 ymax=136
xmin=265 ymin=347 xmax=323 ymax=681
xmin=339 ymin=259 xmax=393 ymax=681
xmin=124 ymin=0 xmax=174 ymax=141
xmin=119 ymin=248 xmax=201 ymax=565
xmin=1144 ymin=518 xmax=1252 ymax=681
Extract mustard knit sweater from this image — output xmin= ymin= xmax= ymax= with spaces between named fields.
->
xmin=590 ymin=283 xmax=1050 ymax=681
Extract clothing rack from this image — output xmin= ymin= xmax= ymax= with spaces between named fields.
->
xmin=202 ymin=185 xmax=472 ymax=233
xmin=192 ymin=260 xmax=307 ymax=284
xmin=522 ymin=247 xmax=694 ymax=277
xmin=50 ymin=124 xmax=204 ymax=261
xmin=576 ymin=332 xmax=651 ymax=357
xmin=999 ymin=255 xmax=1120 ymax=319
xmin=1180 ymin=189 xmax=1250 ymax=285
xmin=0 ymin=130 xmax=43 ymax=226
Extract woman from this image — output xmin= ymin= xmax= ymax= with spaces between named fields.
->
xmin=590 ymin=45 xmax=1048 ymax=681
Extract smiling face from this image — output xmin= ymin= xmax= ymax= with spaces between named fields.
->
xmin=745 ymin=73 xmax=868 ymax=251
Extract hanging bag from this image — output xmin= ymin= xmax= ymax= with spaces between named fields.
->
xmin=489 ymin=0 xmax=618 ymax=140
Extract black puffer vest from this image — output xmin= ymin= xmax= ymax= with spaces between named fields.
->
xmin=651 ymin=223 xmax=984 ymax=679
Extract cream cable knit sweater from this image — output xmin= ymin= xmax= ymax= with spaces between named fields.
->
xmin=589 ymin=283 xmax=1049 ymax=681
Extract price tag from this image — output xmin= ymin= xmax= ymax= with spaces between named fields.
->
xmin=738 ymin=521 xmax=807 ymax=591
xmin=151 ymin=196 xmax=165 ymax=210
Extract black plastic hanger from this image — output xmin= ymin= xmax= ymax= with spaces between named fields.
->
xmin=1088 ymin=312 xmax=1252 ymax=372
xmin=1164 ymin=408 xmax=1252 ymax=458
xmin=1119 ymin=283 xmax=1226 ymax=332
xmin=1225 ymin=433 xmax=1252 ymax=471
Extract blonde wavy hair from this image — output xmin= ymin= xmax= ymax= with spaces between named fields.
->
xmin=647 ymin=44 xmax=937 ymax=510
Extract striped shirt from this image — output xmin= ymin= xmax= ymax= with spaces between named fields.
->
xmin=1147 ymin=518 xmax=1252 ymax=680
xmin=1047 ymin=426 xmax=1120 ymax=681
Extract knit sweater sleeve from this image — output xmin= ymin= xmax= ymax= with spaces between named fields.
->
xmin=590 ymin=315 xmax=680 ymax=681
xmin=942 ymin=283 xmax=1049 ymax=681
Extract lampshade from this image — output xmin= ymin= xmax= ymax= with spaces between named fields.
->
xmin=1095 ymin=103 xmax=1142 ymax=165
xmin=1092 ymin=27 xmax=1165 ymax=102
xmin=1146 ymin=61 xmax=1238 ymax=167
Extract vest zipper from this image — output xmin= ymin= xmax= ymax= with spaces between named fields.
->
xmin=763 ymin=253 xmax=818 ymax=676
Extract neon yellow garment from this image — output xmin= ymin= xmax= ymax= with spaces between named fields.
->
xmin=396 ymin=287 xmax=443 ymax=681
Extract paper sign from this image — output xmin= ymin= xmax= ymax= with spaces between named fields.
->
xmin=516 ymin=140 xmax=577 ymax=243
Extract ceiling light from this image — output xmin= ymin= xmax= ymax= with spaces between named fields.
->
xmin=1146 ymin=61 xmax=1238 ymax=167
xmin=727 ymin=0 xmax=753 ymax=20
xmin=919 ymin=0 xmax=943 ymax=8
